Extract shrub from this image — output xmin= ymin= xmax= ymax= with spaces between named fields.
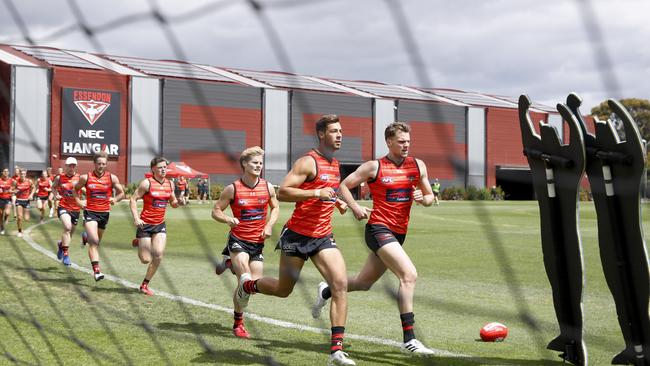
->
xmin=440 ymin=185 xmax=505 ymax=201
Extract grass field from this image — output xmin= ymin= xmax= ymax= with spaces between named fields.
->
xmin=0 ymin=200 xmax=648 ymax=365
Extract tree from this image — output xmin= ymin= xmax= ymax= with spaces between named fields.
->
xmin=591 ymin=98 xmax=650 ymax=142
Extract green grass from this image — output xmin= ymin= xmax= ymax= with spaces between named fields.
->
xmin=0 ymin=200 xmax=648 ymax=365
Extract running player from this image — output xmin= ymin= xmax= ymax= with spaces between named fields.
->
xmin=74 ymin=151 xmax=125 ymax=281
xmin=236 ymin=115 xmax=354 ymax=366
xmin=211 ymin=146 xmax=279 ymax=338
xmin=311 ymin=122 xmax=436 ymax=356
xmin=14 ymin=169 xmax=35 ymax=238
xmin=176 ymin=176 xmax=188 ymax=205
xmin=0 ymin=168 xmax=14 ymax=235
xmin=11 ymin=166 xmax=20 ymax=221
xmin=129 ymin=157 xmax=181 ymax=296
xmin=52 ymin=157 xmax=81 ymax=266
xmin=36 ymin=170 xmax=52 ymax=223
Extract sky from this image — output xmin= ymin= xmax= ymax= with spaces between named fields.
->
xmin=0 ymin=0 xmax=648 ymax=111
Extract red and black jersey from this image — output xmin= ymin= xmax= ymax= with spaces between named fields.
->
xmin=230 ymin=178 xmax=271 ymax=244
xmin=176 ymin=179 xmax=187 ymax=191
xmin=58 ymin=173 xmax=81 ymax=211
xmin=140 ymin=178 xmax=173 ymax=225
xmin=368 ymin=156 xmax=420 ymax=234
xmin=37 ymin=177 xmax=51 ymax=197
xmin=15 ymin=179 xmax=34 ymax=200
xmin=286 ymin=149 xmax=340 ymax=238
xmin=85 ymin=171 xmax=113 ymax=212
xmin=0 ymin=177 xmax=13 ymax=199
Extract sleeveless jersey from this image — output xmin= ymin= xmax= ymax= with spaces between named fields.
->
xmin=85 ymin=171 xmax=113 ymax=212
xmin=286 ymin=150 xmax=340 ymax=237
xmin=368 ymin=156 xmax=421 ymax=234
xmin=37 ymin=178 xmax=51 ymax=197
xmin=230 ymin=178 xmax=271 ymax=244
xmin=140 ymin=178 xmax=173 ymax=225
xmin=0 ymin=177 xmax=13 ymax=199
xmin=177 ymin=179 xmax=187 ymax=191
xmin=58 ymin=173 xmax=81 ymax=211
xmin=15 ymin=179 xmax=33 ymax=200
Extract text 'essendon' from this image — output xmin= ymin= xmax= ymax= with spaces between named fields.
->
xmin=73 ymin=90 xmax=111 ymax=103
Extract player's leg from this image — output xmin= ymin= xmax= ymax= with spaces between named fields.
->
xmin=58 ymin=212 xmax=75 ymax=265
xmin=311 ymin=248 xmax=356 ymax=365
xmin=16 ymin=204 xmax=24 ymax=236
xmin=376 ymin=242 xmax=433 ymax=356
xmin=37 ymin=198 xmax=45 ymax=222
xmin=84 ymin=220 xmax=104 ymax=281
xmin=230 ymin=250 xmax=252 ymax=338
xmin=312 ymin=253 xmax=386 ymax=319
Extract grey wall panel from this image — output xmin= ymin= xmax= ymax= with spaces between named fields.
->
xmin=263 ymin=169 xmax=285 ymax=186
xmin=131 ymin=165 xmax=150 ymax=182
xmin=396 ymin=100 xmax=467 ymax=187
xmin=12 ymin=66 xmax=50 ymax=170
xmin=263 ymin=89 xmax=289 ymax=179
xmin=129 ymin=77 xmax=161 ymax=182
xmin=374 ymin=99 xmax=395 ymax=158
xmin=467 ymin=106 xmax=486 ymax=187
xmin=290 ymin=91 xmax=373 ymax=165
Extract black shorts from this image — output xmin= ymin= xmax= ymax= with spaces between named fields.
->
xmin=365 ymin=224 xmax=406 ymax=253
xmin=83 ymin=210 xmax=110 ymax=230
xmin=38 ymin=196 xmax=49 ymax=201
xmin=15 ymin=199 xmax=30 ymax=209
xmin=433 ymin=191 xmax=440 ymax=197
xmin=0 ymin=198 xmax=11 ymax=209
xmin=136 ymin=223 xmax=167 ymax=238
xmin=57 ymin=207 xmax=80 ymax=226
xmin=276 ymin=227 xmax=337 ymax=261
xmin=221 ymin=234 xmax=264 ymax=262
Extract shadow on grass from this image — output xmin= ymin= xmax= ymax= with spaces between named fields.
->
xmin=191 ymin=349 xmax=286 ymax=365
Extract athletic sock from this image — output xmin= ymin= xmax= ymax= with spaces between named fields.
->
xmin=330 ymin=326 xmax=345 ymax=354
xmin=322 ymin=286 xmax=332 ymax=300
xmin=243 ymin=279 xmax=258 ymax=294
xmin=400 ymin=312 xmax=416 ymax=343
xmin=142 ymin=278 xmax=150 ymax=287
xmin=233 ymin=311 xmax=244 ymax=328
xmin=91 ymin=261 xmax=100 ymax=274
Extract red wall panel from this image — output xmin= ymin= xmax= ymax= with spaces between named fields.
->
xmin=486 ymin=108 xmax=547 ymax=187
xmin=180 ymin=105 xmax=262 ymax=147
xmin=409 ymin=121 xmax=465 ymax=181
xmin=301 ymin=113 xmax=373 ymax=161
xmin=50 ymin=68 xmax=129 ymax=182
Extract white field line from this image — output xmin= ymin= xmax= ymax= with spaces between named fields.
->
xmin=23 ymin=221 xmax=479 ymax=361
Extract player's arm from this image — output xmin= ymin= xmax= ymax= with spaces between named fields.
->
xmin=129 ymin=179 xmax=150 ymax=227
xmin=414 ymin=159 xmax=434 ymax=206
xmin=73 ymin=174 xmax=87 ymax=209
xmin=50 ymin=176 xmax=60 ymax=200
xmin=28 ymin=180 xmax=36 ymax=200
xmin=111 ymin=174 xmax=125 ymax=204
xmin=278 ymin=156 xmax=335 ymax=202
xmin=211 ymin=184 xmax=238 ymax=228
xmin=262 ymin=182 xmax=280 ymax=239
xmin=168 ymin=181 xmax=180 ymax=208
xmin=339 ymin=160 xmax=377 ymax=220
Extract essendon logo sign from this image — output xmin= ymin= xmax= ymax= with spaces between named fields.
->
xmin=61 ymin=88 xmax=121 ymax=156
xmin=73 ymin=90 xmax=111 ymax=125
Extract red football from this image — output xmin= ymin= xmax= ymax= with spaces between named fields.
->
xmin=480 ymin=322 xmax=508 ymax=342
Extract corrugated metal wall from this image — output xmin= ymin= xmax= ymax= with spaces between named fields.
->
xmin=129 ymin=76 xmax=161 ymax=182
xmin=12 ymin=66 xmax=50 ymax=171
xmin=373 ymin=99 xmax=396 ymax=159
xmin=290 ymin=90 xmax=373 ymax=165
xmin=396 ymin=100 xmax=467 ymax=187
xmin=162 ymin=79 xmax=263 ymax=185
xmin=467 ymin=106 xmax=485 ymax=187
xmin=263 ymin=89 xmax=289 ymax=185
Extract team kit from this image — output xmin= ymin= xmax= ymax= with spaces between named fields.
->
xmin=1 ymin=116 xmax=439 ymax=366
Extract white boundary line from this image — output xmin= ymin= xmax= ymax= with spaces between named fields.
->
xmin=22 ymin=221 xmax=477 ymax=360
